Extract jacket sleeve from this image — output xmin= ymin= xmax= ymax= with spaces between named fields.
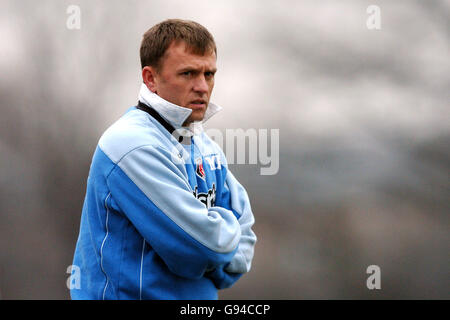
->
xmin=206 ymin=168 xmax=257 ymax=289
xmin=106 ymin=144 xmax=241 ymax=280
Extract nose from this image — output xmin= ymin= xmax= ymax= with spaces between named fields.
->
xmin=193 ymin=74 xmax=209 ymax=94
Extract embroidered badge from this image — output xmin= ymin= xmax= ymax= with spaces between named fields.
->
xmin=195 ymin=157 xmax=206 ymax=180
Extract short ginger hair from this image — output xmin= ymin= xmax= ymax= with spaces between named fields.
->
xmin=140 ymin=19 xmax=217 ymax=70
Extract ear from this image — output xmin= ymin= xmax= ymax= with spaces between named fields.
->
xmin=142 ymin=66 xmax=158 ymax=93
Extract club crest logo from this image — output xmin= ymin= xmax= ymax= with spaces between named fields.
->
xmin=195 ymin=157 xmax=206 ymax=180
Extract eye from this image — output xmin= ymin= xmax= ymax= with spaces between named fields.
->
xmin=181 ymin=71 xmax=192 ymax=76
xmin=205 ymin=71 xmax=215 ymax=78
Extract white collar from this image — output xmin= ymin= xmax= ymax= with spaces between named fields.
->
xmin=138 ymin=83 xmax=222 ymax=132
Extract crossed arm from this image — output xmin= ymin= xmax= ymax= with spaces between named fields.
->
xmin=106 ymin=144 xmax=256 ymax=288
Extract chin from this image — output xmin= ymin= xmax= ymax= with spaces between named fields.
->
xmin=190 ymin=111 xmax=206 ymax=122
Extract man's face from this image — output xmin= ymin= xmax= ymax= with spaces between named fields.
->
xmin=144 ymin=41 xmax=217 ymax=126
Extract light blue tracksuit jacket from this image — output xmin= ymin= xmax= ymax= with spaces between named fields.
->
xmin=71 ymin=84 xmax=257 ymax=300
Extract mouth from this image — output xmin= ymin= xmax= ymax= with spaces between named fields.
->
xmin=189 ymin=99 xmax=207 ymax=109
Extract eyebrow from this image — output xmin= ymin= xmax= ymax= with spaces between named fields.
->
xmin=178 ymin=66 xmax=217 ymax=73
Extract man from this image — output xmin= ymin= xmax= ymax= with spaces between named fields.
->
xmin=71 ymin=19 xmax=257 ymax=300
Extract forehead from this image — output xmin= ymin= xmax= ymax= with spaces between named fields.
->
xmin=162 ymin=41 xmax=216 ymax=70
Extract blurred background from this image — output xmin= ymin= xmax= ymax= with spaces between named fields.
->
xmin=0 ymin=0 xmax=448 ymax=299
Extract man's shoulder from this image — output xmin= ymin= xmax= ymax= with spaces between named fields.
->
xmin=98 ymin=108 xmax=169 ymax=164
